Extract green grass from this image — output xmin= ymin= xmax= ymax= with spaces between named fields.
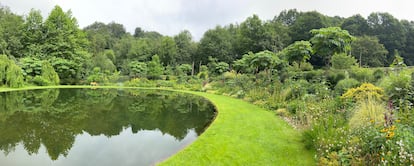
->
xmin=0 ymin=86 xmax=315 ymax=165
xmin=159 ymin=91 xmax=315 ymax=165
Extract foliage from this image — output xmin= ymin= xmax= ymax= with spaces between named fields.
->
xmin=173 ymin=30 xmax=196 ymax=64
xmin=325 ymin=70 xmax=346 ymax=88
xmin=197 ymin=26 xmax=234 ymax=64
xmin=334 ymin=78 xmax=360 ymax=95
xmin=147 ymin=55 xmax=163 ymax=80
xmin=349 ymin=67 xmax=375 ymax=83
xmin=310 ymin=27 xmax=355 ymax=67
xmin=379 ymin=70 xmax=412 ymax=109
xmin=289 ymin=11 xmax=328 ymax=42
xmin=176 ymin=64 xmax=192 ymax=76
xmin=40 ymin=61 xmax=60 ymax=85
xmin=0 ymin=6 xmax=24 ymax=57
xmin=5 ymin=60 xmax=24 ymax=88
xmin=341 ymin=14 xmax=369 ymax=36
xmin=349 ymin=98 xmax=386 ymax=129
xmin=19 ymin=57 xmax=60 ymax=86
xmin=0 ymin=55 xmax=24 ymax=88
xmin=50 ymin=58 xmax=79 ymax=84
xmin=281 ymin=40 xmax=312 ymax=66
xmin=341 ymin=83 xmax=384 ymax=101
xmin=236 ymin=50 xmax=284 ymax=75
xmin=207 ymin=57 xmax=229 ymax=76
xmin=197 ymin=65 xmax=209 ymax=80
xmin=127 ymin=61 xmax=147 ymax=78
xmin=390 ymin=50 xmax=407 ymax=68
xmin=21 ymin=6 xmax=90 ymax=84
xmin=124 ymin=78 xmax=155 ymax=87
xmin=19 ymin=57 xmax=43 ymax=78
xmin=351 ymin=36 xmax=388 ymax=67
xmin=158 ymin=36 xmax=177 ymax=66
xmin=368 ymin=12 xmax=406 ymax=64
xmin=331 ymin=53 xmax=357 ymax=69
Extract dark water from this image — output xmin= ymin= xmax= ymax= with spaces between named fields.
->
xmin=0 ymin=88 xmax=216 ymax=166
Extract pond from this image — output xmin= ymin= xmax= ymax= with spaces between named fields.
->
xmin=0 ymin=88 xmax=216 ymax=166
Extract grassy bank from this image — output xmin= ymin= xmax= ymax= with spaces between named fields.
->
xmin=0 ymin=86 xmax=315 ymax=165
xmin=160 ymin=90 xmax=315 ymax=165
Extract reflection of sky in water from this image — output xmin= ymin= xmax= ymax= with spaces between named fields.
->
xmin=0 ymin=127 xmax=198 ymax=166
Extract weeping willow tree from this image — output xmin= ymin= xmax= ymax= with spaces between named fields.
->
xmin=41 ymin=61 xmax=60 ymax=85
xmin=0 ymin=54 xmax=25 ymax=88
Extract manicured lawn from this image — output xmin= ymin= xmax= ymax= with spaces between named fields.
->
xmin=0 ymin=86 xmax=315 ymax=165
xmin=160 ymin=90 xmax=315 ymax=165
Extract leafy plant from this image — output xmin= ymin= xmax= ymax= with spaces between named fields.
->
xmin=335 ymin=78 xmax=360 ymax=95
xmin=341 ymin=83 xmax=384 ymax=101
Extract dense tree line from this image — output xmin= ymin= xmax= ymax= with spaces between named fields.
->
xmin=1 ymin=5 xmax=414 ymax=85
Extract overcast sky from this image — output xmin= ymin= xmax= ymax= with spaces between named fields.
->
xmin=1 ymin=0 xmax=414 ymax=40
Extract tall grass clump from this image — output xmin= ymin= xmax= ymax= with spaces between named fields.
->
xmin=349 ymin=97 xmax=386 ymax=129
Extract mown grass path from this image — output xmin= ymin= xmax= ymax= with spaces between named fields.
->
xmin=0 ymin=86 xmax=315 ymax=165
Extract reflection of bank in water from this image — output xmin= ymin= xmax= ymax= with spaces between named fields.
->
xmin=0 ymin=88 xmax=216 ymax=166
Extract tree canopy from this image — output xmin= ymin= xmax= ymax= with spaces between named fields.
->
xmin=1 ymin=5 xmax=414 ymax=85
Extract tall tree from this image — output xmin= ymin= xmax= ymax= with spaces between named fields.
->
xmin=84 ymin=22 xmax=114 ymax=54
xmin=43 ymin=6 xmax=90 ymax=83
xmin=237 ymin=14 xmax=267 ymax=54
xmin=21 ymin=9 xmax=44 ymax=57
xmin=351 ymin=36 xmax=388 ymax=67
xmin=197 ymin=26 xmax=234 ymax=64
xmin=341 ymin=14 xmax=369 ymax=36
xmin=400 ymin=20 xmax=414 ymax=65
xmin=0 ymin=6 xmax=24 ymax=57
xmin=106 ymin=22 xmax=127 ymax=39
xmin=158 ymin=36 xmax=178 ymax=66
xmin=133 ymin=27 xmax=144 ymax=38
xmin=289 ymin=11 xmax=327 ymax=42
xmin=310 ymin=27 xmax=355 ymax=67
xmin=275 ymin=9 xmax=300 ymax=26
xmin=174 ymin=30 xmax=196 ymax=64
xmin=261 ymin=21 xmax=290 ymax=52
xmin=127 ymin=38 xmax=154 ymax=61
xmin=367 ymin=12 xmax=406 ymax=63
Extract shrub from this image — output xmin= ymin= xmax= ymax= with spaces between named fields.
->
xmin=32 ymin=76 xmax=50 ymax=86
xmin=331 ymin=53 xmax=357 ymax=69
xmin=285 ymin=79 xmax=309 ymax=100
xmin=335 ymin=78 xmax=360 ymax=95
xmin=341 ymin=83 xmax=384 ymax=101
xmin=41 ymin=61 xmax=60 ymax=85
xmin=326 ymin=70 xmax=346 ymax=88
xmin=302 ymin=70 xmax=324 ymax=82
xmin=124 ymin=78 xmax=155 ymax=87
xmin=373 ymin=69 xmax=384 ymax=82
xmin=349 ymin=67 xmax=374 ymax=83
xmin=379 ymin=71 xmax=411 ymax=103
xmin=300 ymin=62 xmax=314 ymax=71
xmin=286 ymin=99 xmax=306 ymax=114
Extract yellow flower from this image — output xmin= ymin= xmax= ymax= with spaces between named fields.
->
xmin=380 ymin=128 xmax=388 ymax=133
xmin=386 ymin=131 xmax=395 ymax=139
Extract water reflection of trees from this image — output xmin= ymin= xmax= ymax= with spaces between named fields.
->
xmin=0 ymin=89 xmax=215 ymax=160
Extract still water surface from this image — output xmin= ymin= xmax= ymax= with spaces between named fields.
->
xmin=0 ymin=88 xmax=216 ymax=166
